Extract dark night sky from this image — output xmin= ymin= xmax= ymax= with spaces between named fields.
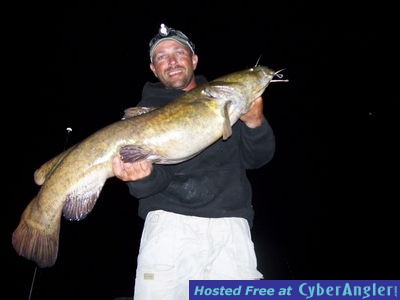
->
xmin=4 ymin=1 xmax=398 ymax=299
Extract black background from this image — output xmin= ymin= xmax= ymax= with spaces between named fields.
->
xmin=4 ymin=1 xmax=398 ymax=299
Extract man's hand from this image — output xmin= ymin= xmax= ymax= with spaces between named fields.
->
xmin=112 ymin=156 xmax=153 ymax=182
xmin=240 ymin=97 xmax=264 ymax=128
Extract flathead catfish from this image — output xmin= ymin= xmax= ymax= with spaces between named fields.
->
xmin=12 ymin=65 xmax=282 ymax=267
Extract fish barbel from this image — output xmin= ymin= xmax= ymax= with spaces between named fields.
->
xmin=12 ymin=65 xmax=281 ymax=267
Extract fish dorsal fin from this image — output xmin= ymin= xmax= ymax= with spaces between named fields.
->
xmin=122 ymin=107 xmax=158 ymax=120
xmin=34 ymin=145 xmax=77 ymax=185
xmin=222 ymin=101 xmax=232 ymax=140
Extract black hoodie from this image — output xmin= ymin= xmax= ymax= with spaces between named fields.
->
xmin=126 ymin=75 xmax=275 ymax=227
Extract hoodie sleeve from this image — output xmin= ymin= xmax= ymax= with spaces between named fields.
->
xmin=126 ymin=164 xmax=176 ymax=198
xmin=239 ymin=116 xmax=275 ymax=169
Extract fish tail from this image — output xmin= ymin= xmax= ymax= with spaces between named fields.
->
xmin=12 ymin=200 xmax=59 ymax=268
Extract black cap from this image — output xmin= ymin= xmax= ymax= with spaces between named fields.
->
xmin=149 ymin=24 xmax=195 ymax=62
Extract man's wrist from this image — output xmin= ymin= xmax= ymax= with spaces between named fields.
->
xmin=244 ymin=117 xmax=264 ymax=128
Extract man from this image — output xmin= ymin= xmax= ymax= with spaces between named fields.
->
xmin=113 ymin=23 xmax=275 ymax=300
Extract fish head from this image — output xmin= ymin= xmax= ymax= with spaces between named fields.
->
xmin=227 ymin=65 xmax=276 ymax=102
xmin=247 ymin=65 xmax=277 ymax=99
xmin=207 ymin=66 xmax=277 ymax=117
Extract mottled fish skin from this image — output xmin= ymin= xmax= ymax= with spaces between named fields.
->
xmin=12 ymin=66 xmax=277 ymax=267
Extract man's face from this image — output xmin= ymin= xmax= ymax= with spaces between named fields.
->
xmin=150 ymin=39 xmax=198 ymax=90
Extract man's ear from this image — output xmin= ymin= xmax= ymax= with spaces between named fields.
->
xmin=192 ymin=54 xmax=198 ymax=70
xmin=150 ymin=63 xmax=158 ymax=78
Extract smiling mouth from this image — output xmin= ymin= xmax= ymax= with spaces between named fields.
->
xmin=168 ymin=70 xmax=183 ymax=76
xmin=167 ymin=66 xmax=184 ymax=76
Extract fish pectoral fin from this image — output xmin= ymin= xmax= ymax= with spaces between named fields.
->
xmin=202 ymin=85 xmax=233 ymax=140
xmin=122 ymin=106 xmax=158 ymax=120
xmin=222 ymin=101 xmax=233 ymax=140
xmin=62 ymin=178 xmax=106 ymax=221
xmin=119 ymin=145 xmax=154 ymax=163
xmin=201 ymin=82 xmax=237 ymax=100
xmin=201 ymin=86 xmax=226 ymax=99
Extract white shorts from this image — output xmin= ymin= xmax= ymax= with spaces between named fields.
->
xmin=133 ymin=210 xmax=263 ymax=300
